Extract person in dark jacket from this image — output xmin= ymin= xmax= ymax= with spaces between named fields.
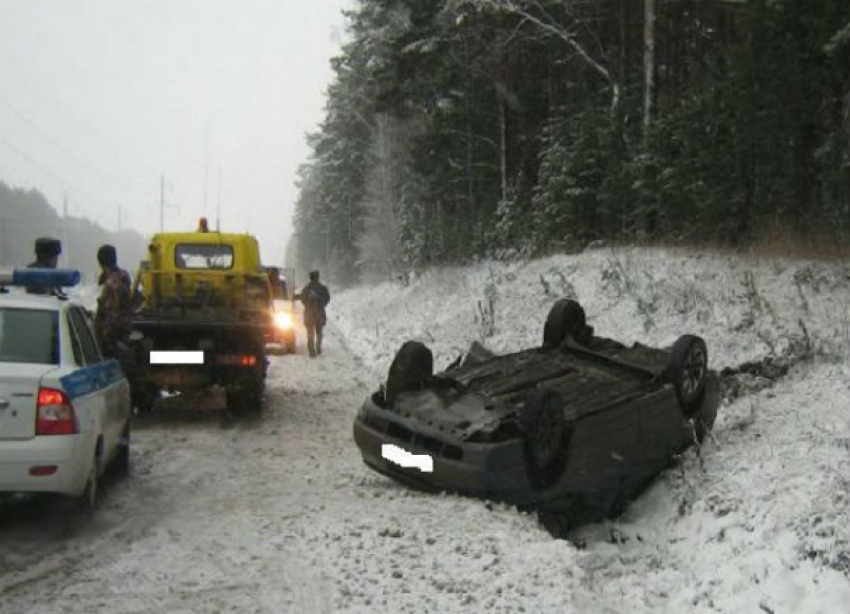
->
xmin=267 ymin=267 xmax=289 ymax=300
xmin=94 ymin=244 xmax=133 ymax=359
xmin=26 ymin=237 xmax=64 ymax=296
xmin=295 ymin=270 xmax=330 ymax=358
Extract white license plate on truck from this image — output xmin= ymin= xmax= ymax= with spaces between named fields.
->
xmin=149 ymin=351 xmax=205 ymax=365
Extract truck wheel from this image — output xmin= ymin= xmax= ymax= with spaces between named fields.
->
xmin=385 ymin=341 xmax=433 ymax=406
xmin=518 ymin=388 xmax=567 ymax=488
xmin=666 ymin=335 xmax=708 ymax=412
xmin=543 ymin=299 xmax=587 ymax=348
xmin=226 ymin=380 xmax=263 ymax=414
xmin=133 ymin=384 xmax=159 ymax=414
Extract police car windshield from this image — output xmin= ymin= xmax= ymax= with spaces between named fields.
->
xmin=175 ymin=244 xmax=234 ymax=270
xmin=0 ymin=308 xmax=59 ymax=365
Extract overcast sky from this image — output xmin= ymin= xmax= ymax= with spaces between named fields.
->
xmin=0 ymin=0 xmax=352 ymax=264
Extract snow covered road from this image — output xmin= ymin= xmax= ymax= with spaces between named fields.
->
xmin=0 ymin=331 xmax=576 ymax=614
xmin=0 ymin=339 xmax=366 ymax=613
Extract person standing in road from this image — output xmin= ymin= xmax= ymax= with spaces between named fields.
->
xmin=26 ymin=237 xmax=64 ymax=296
xmin=94 ymin=244 xmax=133 ymax=359
xmin=267 ymin=266 xmax=289 ymax=300
xmin=295 ymin=270 xmax=330 ymax=358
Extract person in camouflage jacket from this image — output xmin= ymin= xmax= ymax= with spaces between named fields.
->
xmin=95 ymin=244 xmax=133 ymax=358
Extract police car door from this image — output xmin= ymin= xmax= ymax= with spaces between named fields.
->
xmin=81 ymin=308 xmax=130 ymax=442
xmin=65 ymin=307 xmax=124 ymax=463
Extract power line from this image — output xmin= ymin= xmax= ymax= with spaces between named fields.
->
xmin=0 ymin=94 xmax=146 ymax=195
xmin=0 ymin=46 xmax=163 ymax=181
xmin=0 ymin=133 xmax=117 ymax=216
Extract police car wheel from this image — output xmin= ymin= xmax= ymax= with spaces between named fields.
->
xmin=116 ymin=422 xmax=131 ymax=474
xmin=79 ymin=451 xmax=100 ymax=512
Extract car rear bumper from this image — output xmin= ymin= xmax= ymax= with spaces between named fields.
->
xmin=0 ymin=434 xmax=92 ymax=496
xmin=353 ymin=398 xmax=538 ymax=506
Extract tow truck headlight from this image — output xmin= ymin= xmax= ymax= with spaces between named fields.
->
xmin=274 ymin=311 xmax=293 ymax=330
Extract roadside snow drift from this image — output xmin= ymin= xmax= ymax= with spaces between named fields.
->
xmin=334 ymin=247 xmax=850 ymax=613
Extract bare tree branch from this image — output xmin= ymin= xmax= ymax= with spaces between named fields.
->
xmin=446 ymin=0 xmax=620 ymax=111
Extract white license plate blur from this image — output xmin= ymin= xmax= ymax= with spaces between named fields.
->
xmin=149 ymin=351 xmax=205 ymax=365
xmin=381 ymin=443 xmax=433 ymax=473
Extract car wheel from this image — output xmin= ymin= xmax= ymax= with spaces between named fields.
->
xmin=116 ymin=422 xmax=130 ymax=475
xmin=543 ymin=299 xmax=587 ymax=348
xmin=79 ymin=449 xmax=100 ymax=512
xmin=386 ymin=341 xmax=433 ymax=405
xmin=690 ymin=371 xmax=719 ymax=443
xmin=667 ymin=335 xmax=708 ymax=412
xmin=518 ymin=388 xmax=567 ymax=488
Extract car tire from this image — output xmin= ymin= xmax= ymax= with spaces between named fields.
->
xmin=79 ymin=449 xmax=100 ymax=513
xmin=543 ymin=299 xmax=587 ymax=348
xmin=386 ymin=341 xmax=433 ymax=406
xmin=690 ymin=371 xmax=719 ymax=443
xmin=518 ymin=388 xmax=567 ymax=488
xmin=667 ymin=335 xmax=708 ymax=412
xmin=116 ymin=422 xmax=130 ymax=475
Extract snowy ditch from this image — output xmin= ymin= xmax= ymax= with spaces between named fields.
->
xmin=333 ymin=247 xmax=850 ymax=612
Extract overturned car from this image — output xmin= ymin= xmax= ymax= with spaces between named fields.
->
xmin=353 ymin=299 xmax=719 ymax=522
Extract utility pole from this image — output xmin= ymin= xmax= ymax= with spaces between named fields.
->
xmin=62 ymin=193 xmax=69 ymax=266
xmin=0 ymin=215 xmax=6 ymax=264
xmin=203 ymin=125 xmax=210 ymax=216
xmin=216 ymin=166 xmax=222 ymax=232
xmin=160 ymin=174 xmax=165 ymax=232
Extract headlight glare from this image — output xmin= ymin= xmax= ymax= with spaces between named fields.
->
xmin=274 ymin=311 xmax=293 ymax=329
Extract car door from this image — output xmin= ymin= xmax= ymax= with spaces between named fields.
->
xmin=80 ymin=308 xmax=130 ymax=442
xmin=66 ymin=307 xmax=116 ymax=460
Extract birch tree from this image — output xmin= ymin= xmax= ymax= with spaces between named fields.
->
xmin=445 ymin=0 xmax=620 ymax=112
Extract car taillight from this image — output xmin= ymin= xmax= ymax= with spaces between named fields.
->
xmin=36 ymin=388 xmax=78 ymax=435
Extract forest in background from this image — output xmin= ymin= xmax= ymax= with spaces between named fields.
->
xmin=289 ymin=0 xmax=850 ymax=285
xmin=0 ymin=181 xmax=147 ymax=284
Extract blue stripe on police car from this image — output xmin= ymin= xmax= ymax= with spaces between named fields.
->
xmin=60 ymin=360 xmax=125 ymax=399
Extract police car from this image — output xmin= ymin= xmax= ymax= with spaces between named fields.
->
xmin=0 ymin=268 xmax=131 ymax=510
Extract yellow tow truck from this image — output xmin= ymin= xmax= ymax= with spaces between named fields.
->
xmin=129 ymin=228 xmax=282 ymax=413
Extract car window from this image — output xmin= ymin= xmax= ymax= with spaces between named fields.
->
xmin=68 ymin=308 xmax=103 ymax=365
xmin=175 ymin=243 xmax=234 ymax=270
xmin=66 ymin=311 xmax=85 ymax=366
xmin=0 ymin=307 xmax=59 ymax=365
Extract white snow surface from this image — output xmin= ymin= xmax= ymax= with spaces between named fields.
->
xmin=0 ymin=246 xmax=848 ymax=613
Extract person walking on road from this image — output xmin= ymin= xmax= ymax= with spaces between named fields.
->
xmin=295 ymin=270 xmax=330 ymax=358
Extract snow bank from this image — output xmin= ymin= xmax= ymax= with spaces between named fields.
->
xmin=335 ymin=248 xmax=850 ymax=376
xmin=333 ymin=247 xmax=850 ymax=613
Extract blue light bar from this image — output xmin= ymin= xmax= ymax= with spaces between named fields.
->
xmin=0 ymin=268 xmax=81 ymax=288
